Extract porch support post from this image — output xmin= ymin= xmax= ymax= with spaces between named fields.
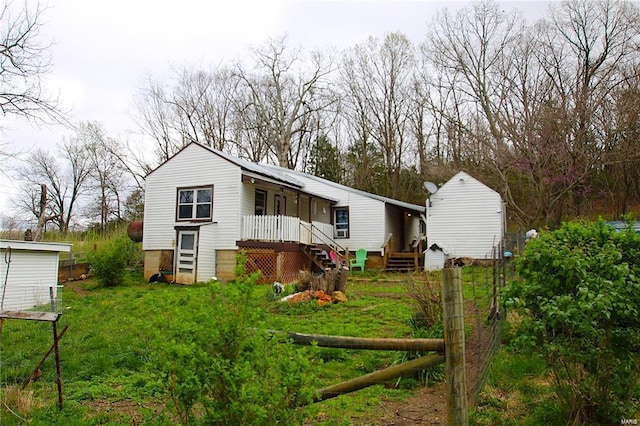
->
xmin=276 ymin=252 xmax=283 ymax=282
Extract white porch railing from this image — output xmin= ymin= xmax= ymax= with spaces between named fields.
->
xmin=242 ymin=215 xmax=333 ymax=245
xmin=312 ymin=221 xmax=335 ymax=245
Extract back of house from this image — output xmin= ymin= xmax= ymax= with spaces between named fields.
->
xmin=142 ymin=143 xmax=427 ymax=284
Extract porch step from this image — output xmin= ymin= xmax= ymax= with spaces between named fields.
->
xmin=305 ymin=244 xmax=345 ymax=271
xmin=385 ymin=256 xmax=421 ymax=272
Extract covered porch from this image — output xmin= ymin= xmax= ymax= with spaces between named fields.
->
xmin=240 ymin=215 xmax=336 ymax=246
xmin=238 ymin=215 xmax=346 ymax=284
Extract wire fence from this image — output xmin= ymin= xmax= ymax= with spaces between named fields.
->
xmin=465 ymin=238 xmax=519 ymax=405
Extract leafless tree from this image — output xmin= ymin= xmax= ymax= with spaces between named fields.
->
xmin=340 ymin=32 xmax=416 ymax=199
xmin=539 ymin=0 xmax=640 ymax=216
xmin=235 ymin=35 xmax=336 ymax=168
xmin=15 ymin=137 xmax=90 ymax=232
xmin=597 ymin=69 xmax=640 ymax=216
xmin=0 ymin=1 xmax=67 ymax=168
xmin=171 ymin=66 xmax=238 ymax=151
xmin=136 ymin=65 xmax=244 ymax=163
xmin=78 ymin=122 xmax=128 ymax=231
xmin=0 ymin=1 xmax=64 ymax=123
xmin=423 ymin=0 xmax=640 ymax=226
xmin=134 ymin=77 xmax=181 ymax=163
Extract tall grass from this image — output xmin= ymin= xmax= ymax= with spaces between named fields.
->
xmin=0 ymin=273 xmax=425 ymax=424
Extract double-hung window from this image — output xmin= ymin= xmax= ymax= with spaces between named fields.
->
xmin=334 ymin=207 xmax=349 ymax=238
xmin=177 ymin=186 xmax=213 ymax=221
xmin=255 ymin=189 xmax=267 ymax=215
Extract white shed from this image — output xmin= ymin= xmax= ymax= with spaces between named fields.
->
xmin=425 ymin=171 xmax=505 ymax=264
xmin=0 ymin=240 xmax=71 ymax=312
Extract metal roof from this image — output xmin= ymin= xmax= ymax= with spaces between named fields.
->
xmin=261 ymin=164 xmax=426 ymax=213
xmin=155 ymin=143 xmax=424 ymax=212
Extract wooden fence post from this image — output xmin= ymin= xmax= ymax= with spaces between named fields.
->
xmin=442 ymin=267 xmax=468 ymax=425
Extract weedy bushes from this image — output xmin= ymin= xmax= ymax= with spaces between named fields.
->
xmin=505 ymin=220 xmax=640 ymax=424
xmin=406 ymin=272 xmax=442 ymax=330
xmin=156 ymin=252 xmax=317 ymax=425
xmin=87 ymin=236 xmax=141 ymax=287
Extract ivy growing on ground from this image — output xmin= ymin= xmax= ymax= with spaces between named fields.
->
xmin=505 ymin=220 xmax=640 ymax=424
xmin=156 ymin=251 xmax=317 ymax=425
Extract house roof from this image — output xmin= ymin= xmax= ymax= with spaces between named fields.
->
xmin=147 ymin=143 xmax=305 ymax=188
xmin=262 ymin=164 xmax=426 ymax=214
xmin=198 ymin=144 xmax=306 ymax=188
xmin=151 ymin=142 xmax=424 ymax=212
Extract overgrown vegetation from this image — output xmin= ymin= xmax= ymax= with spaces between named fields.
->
xmin=505 ymin=220 xmax=640 ymax=424
xmin=7 ymin=233 xmax=637 ymax=424
xmin=158 ymin=252 xmax=317 ymax=425
xmin=406 ymin=271 xmax=442 ymax=330
xmin=0 ymin=268 xmax=424 ymax=425
xmin=86 ymin=235 xmax=141 ymax=287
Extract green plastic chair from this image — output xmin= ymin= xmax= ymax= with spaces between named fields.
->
xmin=349 ymin=249 xmax=367 ymax=271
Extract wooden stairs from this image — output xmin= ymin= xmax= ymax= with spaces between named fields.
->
xmin=304 ymin=244 xmax=346 ymax=272
xmin=385 ymin=252 xmax=422 ymax=272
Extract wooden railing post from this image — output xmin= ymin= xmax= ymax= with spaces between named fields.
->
xmin=442 ymin=267 xmax=468 ymax=425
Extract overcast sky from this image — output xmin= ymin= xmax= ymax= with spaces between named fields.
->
xmin=0 ymin=0 xmax=549 ymax=221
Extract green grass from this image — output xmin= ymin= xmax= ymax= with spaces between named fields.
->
xmin=0 ymin=271 xmax=428 ymax=425
xmin=3 ymin=266 xmax=609 ymax=425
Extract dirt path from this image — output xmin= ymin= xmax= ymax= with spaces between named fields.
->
xmin=351 ymin=301 xmax=491 ymax=425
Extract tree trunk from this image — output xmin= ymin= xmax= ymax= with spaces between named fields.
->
xmin=33 ymin=184 xmax=47 ymax=241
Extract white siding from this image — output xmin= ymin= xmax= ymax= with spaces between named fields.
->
xmin=299 ymin=195 xmax=311 ymax=222
xmin=426 ymin=171 xmax=504 ymax=259
xmin=288 ymin=175 xmax=386 ymax=252
xmin=197 ymin=223 xmax=217 ymax=282
xmin=143 ymin=144 xmax=242 ymax=251
xmin=241 ymin=184 xmax=257 ymax=217
xmin=0 ymin=241 xmax=70 ymax=311
xmin=425 ymin=248 xmax=446 ymax=270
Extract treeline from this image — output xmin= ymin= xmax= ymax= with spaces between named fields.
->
xmin=7 ymin=0 xmax=640 ymax=232
xmin=135 ymin=0 xmax=640 ymax=228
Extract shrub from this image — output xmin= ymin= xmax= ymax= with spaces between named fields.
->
xmin=158 ymin=252 xmax=317 ymax=425
xmin=505 ymin=220 xmax=640 ymax=424
xmin=406 ymin=273 xmax=442 ymax=329
xmin=87 ymin=236 xmax=140 ymax=287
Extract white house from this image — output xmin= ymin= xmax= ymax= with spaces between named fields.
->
xmin=425 ymin=171 xmax=505 ymax=269
xmin=142 ymin=142 xmax=426 ymax=284
xmin=0 ymin=240 xmax=71 ymax=312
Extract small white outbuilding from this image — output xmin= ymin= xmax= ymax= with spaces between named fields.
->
xmin=0 ymin=240 xmax=71 ymax=312
xmin=425 ymin=171 xmax=505 ymax=269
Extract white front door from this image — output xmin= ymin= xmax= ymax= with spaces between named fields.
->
xmin=175 ymin=230 xmax=198 ymax=284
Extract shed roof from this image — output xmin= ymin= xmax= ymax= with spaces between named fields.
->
xmin=0 ymin=240 xmax=72 ymax=253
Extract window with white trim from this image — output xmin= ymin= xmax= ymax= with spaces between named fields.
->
xmin=177 ymin=186 xmax=213 ymax=221
xmin=334 ymin=207 xmax=349 ymax=238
